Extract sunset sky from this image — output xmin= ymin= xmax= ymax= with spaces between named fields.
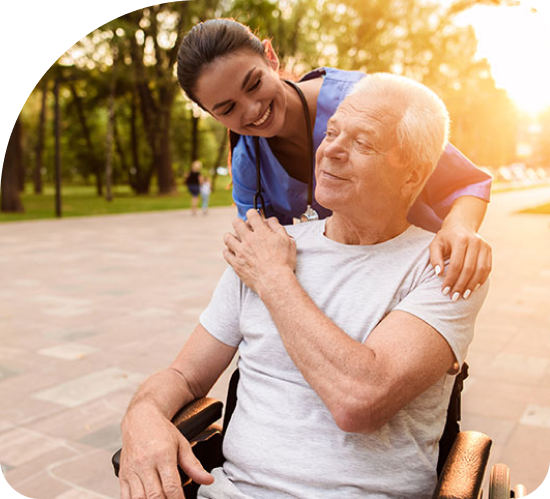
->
xmin=457 ymin=0 xmax=550 ymax=114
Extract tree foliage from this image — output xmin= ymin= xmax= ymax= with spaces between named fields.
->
xmin=6 ymin=0 xmax=536 ymax=214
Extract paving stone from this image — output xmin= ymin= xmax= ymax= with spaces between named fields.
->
xmin=78 ymin=424 xmax=121 ymax=452
xmin=497 ymin=424 xmax=550 ymax=493
xmin=0 ymin=427 xmax=65 ymax=467
xmin=49 ymin=448 xmax=120 ymax=498
xmin=38 ymin=344 xmax=98 ymax=361
xmin=55 ymin=488 xmax=113 ymax=499
xmin=461 ymin=413 xmax=517 ymax=445
xmin=43 ymin=329 xmax=101 ymax=342
xmin=7 ymin=470 xmax=72 ymax=499
xmin=0 ymin=192 xmax=549 ymax=497
xmin=520 ymin=404 xmax=550 ymax=429
xmin=0 ymin=364 xmax=19 ymax=382
xmin=33 ymin=368 xmax=145 ymax=408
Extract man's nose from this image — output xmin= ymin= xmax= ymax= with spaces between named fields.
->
xmin=323 ymin=136 xmax=348 ymax=161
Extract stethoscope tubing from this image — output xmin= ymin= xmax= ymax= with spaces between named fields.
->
xmin=253 ymin=80 xmax=318 ymax=222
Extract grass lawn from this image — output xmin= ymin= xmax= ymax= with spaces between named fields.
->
xmin=0 ymin=177 xmax=234 ymax=223
xmin=518 ymin=203 xmax=550 ymax=215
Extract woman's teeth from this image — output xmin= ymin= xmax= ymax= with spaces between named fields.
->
xmin=253 ymin=105 xmax=271 ymax=126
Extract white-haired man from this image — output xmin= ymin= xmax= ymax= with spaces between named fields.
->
xmin=119 ymin=73 xmax=488 ymax=499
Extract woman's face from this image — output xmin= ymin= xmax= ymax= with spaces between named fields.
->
xmin=194 ymin=49 xmax=288 ymax=138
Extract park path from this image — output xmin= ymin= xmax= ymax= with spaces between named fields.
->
xmin=461 ymin=186 xmax=550 ymax=493
xmin=0 ymin=186 xmax=549 ymax=498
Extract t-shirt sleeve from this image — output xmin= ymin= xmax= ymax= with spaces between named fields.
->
xmin=393 ymin=266 xmax=489 ymax=367
xmin=199 ymin=267 xmax=243 ymax=347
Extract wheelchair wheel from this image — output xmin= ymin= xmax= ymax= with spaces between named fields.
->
xmin=513 ymin=484 xmax=527 ymax=498
xmin=489 ymin=463 xmax=511 ymax=499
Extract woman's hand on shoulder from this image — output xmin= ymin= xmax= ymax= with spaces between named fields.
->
xmin=429 ymin=222 xmax=492 ymax=301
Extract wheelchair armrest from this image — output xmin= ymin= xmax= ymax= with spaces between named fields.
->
xmin=112 ymin=397 xmax=223 ymax=478
xmin=172 ymin=397 xmax=223 ymax=441
xmin=432 ymin=430 xmax=492 ymax=499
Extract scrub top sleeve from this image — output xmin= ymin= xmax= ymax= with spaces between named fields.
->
xmin=232 ymin=174 xmax=257 ymax=220
xmin=421 ymin=143 xmax=492 ymax=221
xmin=231 ymin=140 xmax=263 ymax=220
xmin=233 ymin=164 xmax=286 ymax=221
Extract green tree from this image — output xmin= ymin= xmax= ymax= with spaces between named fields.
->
xmin=312 ymin=0 xmax=518 ymax=166
xmin=1 ymin=117 xmax=24 ymax=213
xmin=16 ymin=0 xmax=522 ymax=201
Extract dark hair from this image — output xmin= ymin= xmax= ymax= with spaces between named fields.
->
xmin=177 ymin=19 xmax=265 ymax=107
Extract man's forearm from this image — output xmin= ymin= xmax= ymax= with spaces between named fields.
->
xmin=257 ymin=268 xmax=378 ymax=430
xmin=256 ymin=269 xmax=456 ymax=434
xmin=123 ymin=368 xmax=196 ymax=430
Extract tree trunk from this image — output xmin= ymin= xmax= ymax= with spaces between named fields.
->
xmin=104 ymin=66 xmax=117 ymax=202
xmin=124 ymin=7 xmax=185 ymax=195
xmin=1 ymin=117 xmax=24 ymax=212
xmin=131 ymin=60 xmax=176 ymax=194
xmin=34 ymin=79 xmax=47 ymax=194
xmin=16 ymin=119 xmax=25 ymax=192
xmin=69 ymin=83 xmax=103 ymax=196
xmin=129 ymin=87 xmax=153 ymax=194
xmin=156 ymin=88 xmax=176 ymax=194
xmin=191 ymin=113 xmax=200 ymax=162
xmin=211 ymin=130 xmax=228 ymax=193
xmin=113 ymin=112 xmax=131 ymax=188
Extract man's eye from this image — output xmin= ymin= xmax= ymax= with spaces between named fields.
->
xmin=356 ymin=139 xmax=372 ymax=150
xmin=222 ymin=103 xmax=235 ymax=116
xmin=325 ymin=129 xmax=337 ymax=138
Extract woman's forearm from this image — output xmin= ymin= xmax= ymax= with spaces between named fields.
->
xmin=442 ymin=195 xmax=488 ymax=232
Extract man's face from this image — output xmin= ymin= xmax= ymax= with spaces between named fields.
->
xmin=315 ymin=92 xmax=407 ymax=216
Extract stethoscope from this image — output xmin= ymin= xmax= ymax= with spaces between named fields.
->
xmin=253 ymin=80 xmax=319 ymax=223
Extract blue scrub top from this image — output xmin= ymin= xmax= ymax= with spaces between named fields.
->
xmin=230 ymin=67 xmax=492 ymax=231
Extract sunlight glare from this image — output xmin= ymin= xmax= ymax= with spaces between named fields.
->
xmin=457 ymin=0 xmax=550 ymax=114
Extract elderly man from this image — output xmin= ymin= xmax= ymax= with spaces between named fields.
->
xmin=119 ymin=73 xmax=488 ymax=499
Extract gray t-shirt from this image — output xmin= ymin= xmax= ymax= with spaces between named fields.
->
xmin=198 ymin=220 xmax=488 ymax=499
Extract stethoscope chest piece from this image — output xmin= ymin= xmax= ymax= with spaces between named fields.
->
xmin=299 ymin=205 xmax=319 ymax=223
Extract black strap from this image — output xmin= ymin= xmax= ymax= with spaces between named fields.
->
xmin=437 ymin=362 xmax=469 ymax=476
xmin=251 ymin=80 xmax=316 ymax=215
xmin=253 ymin=136 xmax=266 ymax=214
xmin=284 ymin=80 xmax=315 ymax=207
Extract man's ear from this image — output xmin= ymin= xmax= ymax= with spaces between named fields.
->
xmin=401 ymin=165 xmax=426 ymax=202
xmin=262 ymin=39 xmax=280 ymax=71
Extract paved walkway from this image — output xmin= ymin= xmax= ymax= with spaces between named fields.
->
xmin=0 ymin=187 xmax=549 ymax=498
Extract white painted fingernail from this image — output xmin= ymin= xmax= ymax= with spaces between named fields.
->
xmin=452 ymin=292 xmax=460 ymax=302
xmin=474 ymin=283 xmax=481 ymax=291
xmin=434 ymin=265 xmax=441 ymax=276
xmin=463 ymin=289 xmax=471 ymax=299
xmin=442 ymin=286 xmax=451 ymax=296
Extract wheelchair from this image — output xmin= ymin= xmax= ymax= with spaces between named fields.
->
xmin=113 ymin=365 xmax=526 ymax=498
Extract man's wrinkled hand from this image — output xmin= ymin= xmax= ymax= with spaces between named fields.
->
xmin=118 ymin=405 xmax=213 ymax=499
xmin=223 ymin=209 xmax=297 ymax=295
